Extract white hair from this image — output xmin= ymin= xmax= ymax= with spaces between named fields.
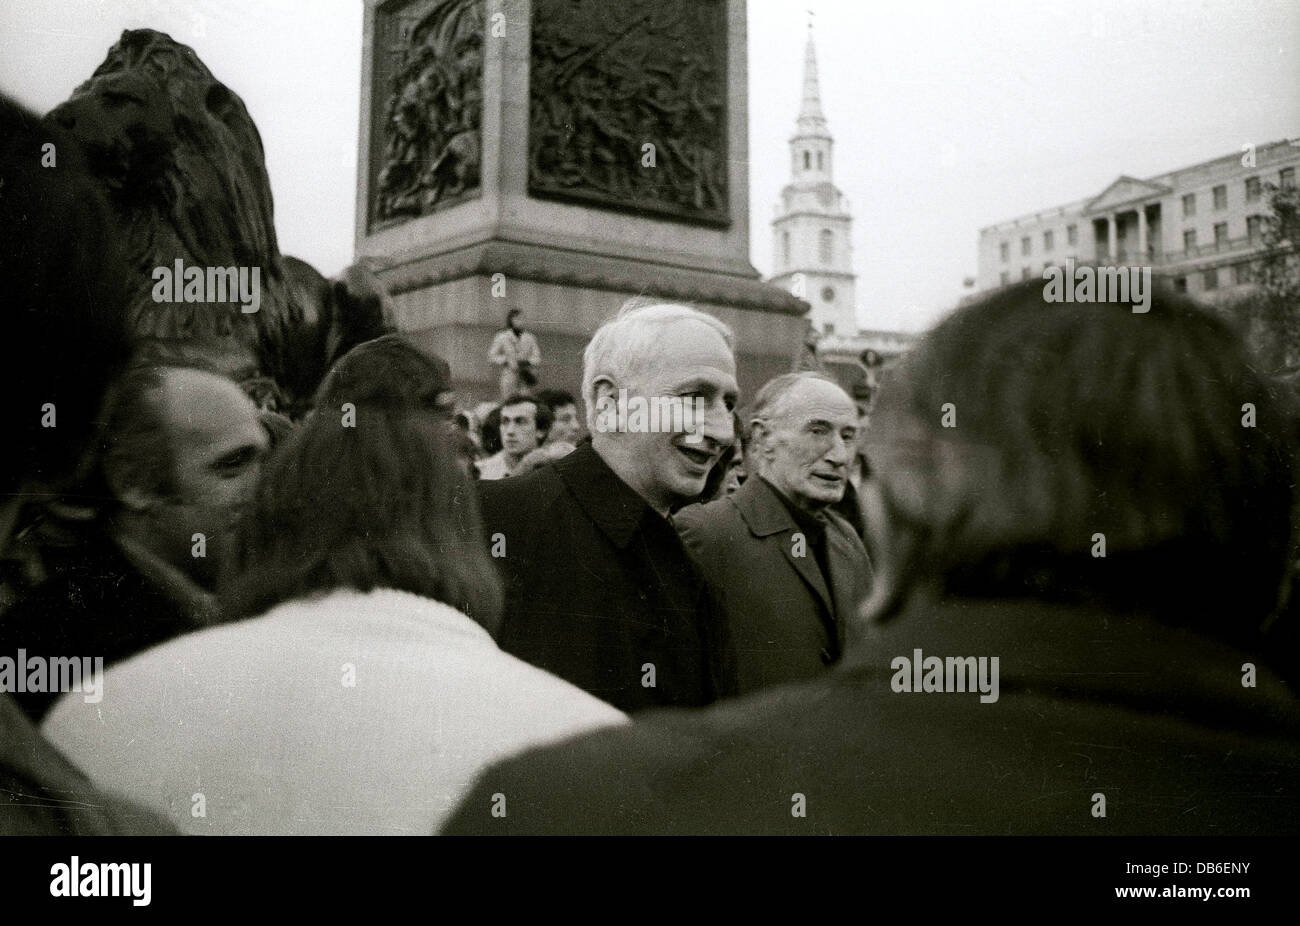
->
xmin=581 ymin=301 xmax=734 ymax=430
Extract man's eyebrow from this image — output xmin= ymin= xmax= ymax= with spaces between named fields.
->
xmin=673 ymin=380 xmax=739 ymax=403
xmin=212 ymin=444 xmax=260 ymax=467
xmin=675 ymin=377 xmax=731 ymax=391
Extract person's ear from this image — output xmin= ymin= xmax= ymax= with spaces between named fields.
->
xmin=590 ymin=377 xmax=621 ymax=435
xmin=592 ymin=377 xmax=620 ymax=410
xmin=115 ymin=484 xmax=158 ymax=513
xmin=104 ymin=461 xmax=158 ymax=513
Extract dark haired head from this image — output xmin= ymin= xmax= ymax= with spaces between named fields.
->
xmin=534 ymin=388 xmax=576 ymax=413
xmin=314 ymin=334 xmax=452 ymax=414
xmin=0 ymin=95 xmax=133 ymax=498
xmin=500 ymin=394 xmax=553 ymax=439
xmin=98 ymin=365 xmax=174 ymax=503
xmin=220 ymin=406 xmax=502 ymax=632
xmin=862 ymin=279 xmax=1298 ymax=647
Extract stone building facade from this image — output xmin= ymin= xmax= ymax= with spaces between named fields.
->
xmin=975 ymin=140 xmax=1300 ymax=305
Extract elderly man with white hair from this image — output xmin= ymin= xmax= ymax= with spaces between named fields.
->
xmin=675 ymin=371 xmax=873 ymax=694
xmin=476 ymin=301 xmax=739 ymax=712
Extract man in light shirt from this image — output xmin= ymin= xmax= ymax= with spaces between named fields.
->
xmin=487 ymin=308 xmax=542 ymax=400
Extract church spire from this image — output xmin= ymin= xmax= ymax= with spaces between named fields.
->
xmin=795 ymin=26 xmax=830 ymax=140
xmin=772 ymin=16 xmax=856 ymax=337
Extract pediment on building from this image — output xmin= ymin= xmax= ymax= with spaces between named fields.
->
xmin=1085 ymin=176 xmax=1171 ymax=214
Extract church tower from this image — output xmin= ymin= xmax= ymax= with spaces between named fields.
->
xmin=770 ymin=28 xmax=857 ymax=336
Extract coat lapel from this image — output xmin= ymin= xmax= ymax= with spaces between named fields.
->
xmin=824 ymin=515 xmax=871 ymax=649
xmin=733 ymin=477 xmax=834 ymax=619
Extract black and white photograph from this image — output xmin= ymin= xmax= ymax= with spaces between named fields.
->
xmin=1 ymin=0 xmax=1297 ymax=907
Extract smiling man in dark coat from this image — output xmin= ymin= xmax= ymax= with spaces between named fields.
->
xmin=675 ymin=372 xmax=872 ymax=693
xmin=476 ymin=302 xmax=738 ymax=712
xmin=444 ymin=282 xmax=1300 ymax=835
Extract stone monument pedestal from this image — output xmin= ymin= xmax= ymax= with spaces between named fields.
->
xmin=356 ymin=0 xmax=807 ymax=406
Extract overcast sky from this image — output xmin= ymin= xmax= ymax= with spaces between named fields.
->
xmin=3 ymin=0 xmax=1297 ymax=332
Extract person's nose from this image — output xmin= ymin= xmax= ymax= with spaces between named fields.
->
xmin=234 ymin=463 xmax=263 ymax=506
xmin=699 ymin=398 xmax=734 ymax=447
xmin=824 ymin=432 xmax=852 ymax=468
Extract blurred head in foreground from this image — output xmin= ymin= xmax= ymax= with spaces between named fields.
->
xmin=0 ymin=95 xmax=133 ymax=555
xmin=859 ymin=279 xmax=1297 ymax=652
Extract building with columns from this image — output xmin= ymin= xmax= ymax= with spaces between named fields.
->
xmin=768 ymin=29 xmax=914 ymax=404
xmin=974 ymin=140 xmax=1300 ymax=305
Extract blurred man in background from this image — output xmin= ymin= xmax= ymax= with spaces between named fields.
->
xmin=488 ymin=308 xmax=541 ymax=400
xmin=537 ymin=388 xmax=584 ymax=446
xmin=475 ymin=395 xmax=551 ymax=480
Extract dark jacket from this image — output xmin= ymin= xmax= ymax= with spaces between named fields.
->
xmin=674 ymin=475 xmax=872 ymax=693
xmin=478 ymin=442 xmax=735 ymax=712
xmin=0 ymin=530 xmax=211 ymax=720
xmin=442 ymin=596 xmax=1300 ymax=834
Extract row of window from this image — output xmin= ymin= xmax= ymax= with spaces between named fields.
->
xmin=1173 ymin=261 xmax=1258 ymax=292
xmin=1000 ymin=215 xmax=1266 ymax=265
xmin=1001 ymin=260 xmax=1260 ymax=290
xmin=799 ymin=150 xmax=826 ymax=171
xmin=780 ymin=228 xmax=837 ymax=265
xmin=1183 ymin=167 xmax=1295 ymax=217
xmin=1000 ymin=261 xmax=1077 ymax=284
xmin=997 ymin=166 xmax=1296 ymax=264
xmin=1000 ymin=225 xmax=1079 ymax=262
xmin=1181 ymin=215 xmax=1265 ymax=252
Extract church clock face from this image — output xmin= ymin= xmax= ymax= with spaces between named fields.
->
xmin=822 ymin=286 xmax=836 ymax=302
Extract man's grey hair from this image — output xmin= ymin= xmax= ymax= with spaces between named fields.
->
xmin=750 ymin=371 xmax=845 ymax=423
xmin=581 ymin=300 xmax=734 ymax=430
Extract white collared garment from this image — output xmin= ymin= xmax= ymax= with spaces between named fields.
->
xmin=474 ymin=450 xmax=514 ymax=481
xmin=41 ymin=588 xmax=626 ymax=834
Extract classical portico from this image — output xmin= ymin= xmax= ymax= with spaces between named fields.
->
xmin=1084 ymin=176 xmax=1170 ymax=264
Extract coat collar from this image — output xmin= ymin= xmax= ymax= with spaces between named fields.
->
xmin=553 ymin=442 xmax=657 ymax=549
xmin=731 ymin=474 xmax=801 ymax=538
xmin=846 ymin=596 xmax=1298 ymax=726
xmin=113 ymin=531 xmax=219 ymax=626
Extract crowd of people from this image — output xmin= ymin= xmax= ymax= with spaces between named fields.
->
xmin=2 ymin=92 xmax=1299 ymax=836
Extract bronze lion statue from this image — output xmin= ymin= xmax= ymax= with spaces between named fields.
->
xmin=47 ymin=29 xmax=392 ymax=415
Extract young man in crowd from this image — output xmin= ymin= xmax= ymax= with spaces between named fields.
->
xmin=536 ymin=388 xmax=584 ymax=446
xmin=475 ymin=395 xmax=552 ymax=480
